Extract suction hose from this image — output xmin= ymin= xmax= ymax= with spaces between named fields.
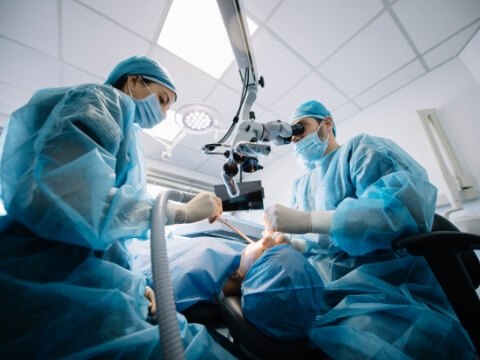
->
xmin=151 ymin=190 xmax=194 ymax=360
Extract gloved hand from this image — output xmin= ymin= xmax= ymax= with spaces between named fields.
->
xmin=262 ymin=120 xmax=293 ymax=145
xmin=167 ymin=192 xmax=222 ymax=224
xmin=144 ymin=286 xmax=156 ymax=317
xmin=263 ymin=204 xmax=334 ymax=234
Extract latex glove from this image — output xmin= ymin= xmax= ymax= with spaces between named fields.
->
xmin=263 ymin=204 xmax=333 ymax=234
xmin=145 ymin=286 xmax=156 ymax=317
xmin=167 ymin=192 xmax=222 ymax=224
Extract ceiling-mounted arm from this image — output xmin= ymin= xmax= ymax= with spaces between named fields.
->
xmin=216 ymin=0 xmax=259 ymax=121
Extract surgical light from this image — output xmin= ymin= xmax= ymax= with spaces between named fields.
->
xmin=175 ymin=104 xmax=221 ymax=134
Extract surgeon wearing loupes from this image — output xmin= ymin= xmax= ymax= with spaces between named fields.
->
xmin=262 ymin=100 xmax=476 ymax=359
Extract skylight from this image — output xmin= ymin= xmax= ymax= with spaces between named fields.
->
xmin=143 ymin=109 xmax=182 ymax=142
xmin=158 ymin=0 xmax=258 ymax=79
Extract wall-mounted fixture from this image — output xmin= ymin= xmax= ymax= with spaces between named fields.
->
xmin=418 ymin=109 xmax=479 ymax=223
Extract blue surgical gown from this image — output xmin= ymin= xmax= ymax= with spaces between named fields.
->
xmin=0 ymin=84 xmax=152 ymax=250
xmin=0 ymin=85 xmax=238 ymax=359
xmin=292 ymin=134 xmax=475 ymax=358
xmin=129 ymin=235 xmax=246 ymax=312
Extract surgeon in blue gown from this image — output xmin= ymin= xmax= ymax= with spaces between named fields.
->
xmin=0 ymin=56 xmax=239 ymax=359
xmin=263 ymin=100 xmax=475 ymax=359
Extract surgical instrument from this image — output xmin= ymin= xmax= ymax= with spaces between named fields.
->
xmin=217 ymin=216 xmax=255 ymax=244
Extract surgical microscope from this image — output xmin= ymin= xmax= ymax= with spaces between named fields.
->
xmin=201 ymin=0 xmax=304 ymax=198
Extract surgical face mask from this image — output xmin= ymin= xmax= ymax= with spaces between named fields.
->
xmin=294 ymin=122 xmax=329 ymax=168
xmin=129 ymin=81 xmax=166 ymax=129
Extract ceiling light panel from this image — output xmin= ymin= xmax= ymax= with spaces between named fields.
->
xmin=158 ymin=0 xmax=236 ymax=78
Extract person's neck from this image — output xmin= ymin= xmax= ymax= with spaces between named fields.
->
xmin=325 ymin=138 xmax=340 ymax=155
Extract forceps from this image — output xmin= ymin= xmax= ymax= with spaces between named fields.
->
xmin=217 ymin=217 xmax=255 ymax=244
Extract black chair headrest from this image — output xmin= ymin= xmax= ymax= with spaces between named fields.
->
xmin=219 ymin=296 xmax=308 ymax=360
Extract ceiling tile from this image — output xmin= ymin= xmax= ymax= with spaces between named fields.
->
xmin=62 ymin=64 xmax=104 ymax=86
xmin=270 ymin=71 xmax=348 ymax=119
xmin=266 ymin=0 xmax=384 ymax=65
xmin=62 ymin=1 xmax=150 ymax=79
xmin=354 ymin=60 xmax=425 ymax=108
xmin=459 ymin=26 xmax=480 ymax=82
xmin=253 ymin=106 xmax=281 ymax=124
xmin=77 ymin=0 xmax=170 ymax=40
xmin=0 ymin=83 xmax=31 ymax=115
xmin=318 ymin=13 xmax=416 ymax=97
xmin=164 ymin=144 xmax=209 ymax=170
xmin=0 ymin=38 xmax=62 ymax=92
xmin=220 ymin=62 xmax=244 ymax=92
xmin=204 ymin=83 xmax=242 ymax=129
xmin=195 ymin=157 xmax=226 ymax=179
xmin=331 ymin=102 xmax=360 ymax=125
xmin=151 ymin=46 xmax=218 ymax=109
xmin=177 ymin=130 xmax=225 ymax=153
xmin=393 ymin=0 xmax=480 ymax=53
xmin=138 ymin=131 xmax=171 ymax=160
xmin=423 ymin=21 xmax=480 ymax=70
xmin=243 ymin=0 xmax=281 ymax=22
xmin=0 ymin=0 xmax=59 ymax=57
xmin=221 ymin=30 xmax=311 ymax=108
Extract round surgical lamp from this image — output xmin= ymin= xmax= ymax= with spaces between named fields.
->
xmin=175 ymin=103 xmax=221 ymax=134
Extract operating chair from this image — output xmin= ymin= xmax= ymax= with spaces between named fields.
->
xmin=181 ymin=214 xmax=480 ymax=359
xmin=392 ymin=214 xmax=480 ymax=354
xmin=180 ymin=296 xmax=326 ymax=360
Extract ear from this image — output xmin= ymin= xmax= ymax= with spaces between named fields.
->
xmin=323 ymin=117 xmax=334 ymax=132
xmin=127 ymin=74 xmax=140 ymax=88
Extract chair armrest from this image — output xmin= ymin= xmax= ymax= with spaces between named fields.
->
xmin=392 ymin=231 xmax=480 ymax=288
xmin=392 ymin=231 xmax=480 ymax=353
xmin=392 ymin=231 xmax=480 ymax=254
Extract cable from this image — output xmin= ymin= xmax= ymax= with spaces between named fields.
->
xmin=217 ymin=68 xmax=250 ymax=144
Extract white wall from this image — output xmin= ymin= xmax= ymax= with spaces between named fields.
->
xmin=460 ymin=29 xmax=480 ymax=86
xmin=250 ymin=151 xmax=304 ymax=207
xmin=253 ymin=55 xmax=480 ymax=218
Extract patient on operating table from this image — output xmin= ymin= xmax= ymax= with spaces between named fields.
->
xmin=221 ymin=233 xmax=292 ymax=297
xmin=131 ymin=232 xmax=323 ymax=340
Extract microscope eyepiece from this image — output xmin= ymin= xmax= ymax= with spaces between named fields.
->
xmin=291 ymin=123 xmax=305 ymax=136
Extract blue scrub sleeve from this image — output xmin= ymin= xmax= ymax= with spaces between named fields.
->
xmin=0 ymin=84 xmax=153 ymax=249
xmin=331 ymin=137 xmax=437 ymax=256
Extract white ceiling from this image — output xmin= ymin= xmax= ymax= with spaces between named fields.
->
xmin=1 ymin=0 xmax=479 ymax=184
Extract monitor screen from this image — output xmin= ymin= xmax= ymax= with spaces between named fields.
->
xmin=214 ymin=180 xmax=264 ymax=212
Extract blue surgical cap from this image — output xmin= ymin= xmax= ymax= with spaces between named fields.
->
xmin=105 ymin=56 xmax=177 ymax=100
xmin=241 ymin=244 xmax=324 ymax=340
xmin=290 ymin=100 xmax=336 ymax=136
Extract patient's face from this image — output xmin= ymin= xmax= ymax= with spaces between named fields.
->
xmin=238 ymin=235 xmax=289 ymax=278
xmin=222 ymin=234 xmax=290 ymax=297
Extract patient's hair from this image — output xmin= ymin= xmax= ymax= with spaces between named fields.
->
xmin=240 ymin=244 xmax=324 ymax=340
